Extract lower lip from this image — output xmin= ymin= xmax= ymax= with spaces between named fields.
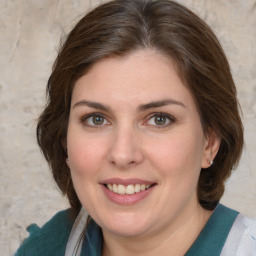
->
xmin=101 ymin=185 xmax=155 ymax=205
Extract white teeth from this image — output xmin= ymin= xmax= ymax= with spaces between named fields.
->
xmin=117 ymin=184 xmax=126 ymax=195
xmin=113 ymin=184 xmax=118 ymax=193
xmin=106 ymin=183 xmax=152 ymax=195
xmin=134 ymin=184 xmax=140 ymax=193
xmin=107 ymin=184 xmax=113 ymax=191
xmin=126 ymin=185 xmax=135 ymax=194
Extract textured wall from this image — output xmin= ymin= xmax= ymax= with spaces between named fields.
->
xmin=0 ymin=0 xmax=255 ymax=255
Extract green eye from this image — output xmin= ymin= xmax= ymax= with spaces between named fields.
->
xmin=92 ymin=116 xmax=105 ymax=125
xmin=154 ymin=116 xmax=167 ymax=125
xmin=146 ymin=113 xmax=174 ymax=127
xmin=82 ymin=114 xmax=109 ymax=127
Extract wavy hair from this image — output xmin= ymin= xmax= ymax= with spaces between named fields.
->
xmin=37 ymin=0 xmax=244 ymax=213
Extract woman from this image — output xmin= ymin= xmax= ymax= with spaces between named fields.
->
xmin=15 ymin=0 xmax=256 ymax=255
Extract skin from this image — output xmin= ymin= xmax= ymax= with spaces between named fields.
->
xmin=67 ymin=49 xmax=220 ymax=255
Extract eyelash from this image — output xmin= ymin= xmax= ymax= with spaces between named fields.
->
xmin=144 ymin=112 xmax=175 ymax=128
xmin=80 ymin=112 xmax=175 ymax=129
xmin=80 ymin=113 xmax=111 ymax=128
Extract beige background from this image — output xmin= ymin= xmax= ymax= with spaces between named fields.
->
xmin=0 ymin=0 xmax=255 ymax=255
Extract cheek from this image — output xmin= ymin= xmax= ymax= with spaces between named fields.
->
xmin=67 ymin=133 xmax=106 ymax=208
xmin=67 ymin=130 xmax=106 ymax=177
xmin=146 ymin=131 xmax=204 ymax=177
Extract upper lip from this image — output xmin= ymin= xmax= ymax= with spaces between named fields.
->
xmin=100 ymin=178 xmax=156 ymax=186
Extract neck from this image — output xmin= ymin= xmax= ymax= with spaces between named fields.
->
xmin=102 ymin=204 xmax=213 ymax=256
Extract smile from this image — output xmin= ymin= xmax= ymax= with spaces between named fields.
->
xmin=105 ymin=184 xmax=152 ymax=195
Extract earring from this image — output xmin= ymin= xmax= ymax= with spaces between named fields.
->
xmin=209 ymin=160 xmax=213 ymax=165
xmin=66 ymin=158 xmax=70 ymax=166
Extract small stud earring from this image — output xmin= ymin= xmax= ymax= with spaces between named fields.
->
xmin=209 ymin=160 xmax=213 ymax=165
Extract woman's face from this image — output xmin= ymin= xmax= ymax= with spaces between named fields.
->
xmin=67 ymin=49 xmax=218 ymax=238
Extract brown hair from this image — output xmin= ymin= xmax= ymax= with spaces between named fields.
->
xmin=37 ymin=0 xmax=243 ymax=213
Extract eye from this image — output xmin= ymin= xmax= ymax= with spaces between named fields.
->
xmin=81 ymin=113 xmax=110 ymax=127
xmin=145 ymin=113 xmax=175 ymax=127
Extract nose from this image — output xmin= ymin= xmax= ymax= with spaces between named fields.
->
xmin=107 ymin=126 xmax=144 ymax=169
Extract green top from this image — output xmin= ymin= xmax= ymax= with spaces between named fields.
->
xmin=185 ymin=204 xmax=238 ymax=255
xmin=15 ymin=209 xmax=76 ymax=256
xmin=15 ymin=204 xmax=238 ymax=256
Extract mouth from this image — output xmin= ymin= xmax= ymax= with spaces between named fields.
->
xmin=104 ymin=183 xmax=155 ymax=195
xmin=101 ymin=179 xmax=157 ymax=205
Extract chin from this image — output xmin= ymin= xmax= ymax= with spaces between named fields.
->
xmin=99 ymin=212 xmax=153 ymax=237
xmin=105 ymin=224 xmax=149 ymax=238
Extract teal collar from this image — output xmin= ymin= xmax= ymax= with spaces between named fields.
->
xmin=185 ymin=204 xmax=238 ymax=255
xmin=82 ymin=218 xmax=103 ymax=256
xmin=82 ymin=204 xmax=238 ymax=256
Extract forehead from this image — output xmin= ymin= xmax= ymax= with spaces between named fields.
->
xmin=71 ymin=49 xmax=195 ymax=110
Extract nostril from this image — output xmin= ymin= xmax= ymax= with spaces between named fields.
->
xmin=109 ymin=159 xmax=136 ymax=166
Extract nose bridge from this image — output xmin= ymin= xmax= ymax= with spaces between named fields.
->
xmin=107 ymin=122 xmax=143 ymax=168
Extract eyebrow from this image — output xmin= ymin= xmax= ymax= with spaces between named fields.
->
xmin=72 ymin=98 xmax=186 ymax=112
xmin=138 ymin=99 xmax=186 ymax=111
xmin=72 ymin=100 xmax=111 ymax=111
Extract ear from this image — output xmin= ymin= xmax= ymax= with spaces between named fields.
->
xmin=62 ymin=137 xmax=67 ymax=153
xmin=61 ymin=138 xmax=70 ymax=167
xmin=66 ymin=158 xmax=70 ymax=167
xmin=201 ymin=129 xmax=221 ymax=168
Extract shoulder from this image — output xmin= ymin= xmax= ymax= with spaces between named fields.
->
xmin=241 ymin=215 xmax=256 ymax=230
xmin=221 ymin=213 xmax=256 ymax=255
xmin=15 ymin=209 xmax=77 ymax=256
